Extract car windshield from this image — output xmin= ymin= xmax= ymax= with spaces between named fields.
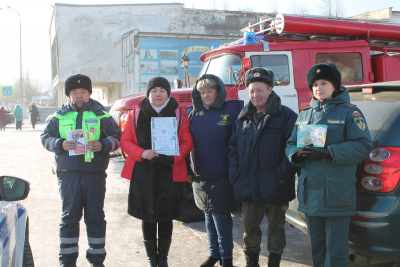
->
xmin=200 ymin=54 xmax=242 ymax=85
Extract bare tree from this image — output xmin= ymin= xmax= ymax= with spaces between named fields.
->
xmin=270 ymin=0 xmax=279 ymax=14
xmin=13 ymin=71 xmax=39 ymax=105
xmin=319 ymin=0 xmax=332 ymax=16
xmin=241 ymin=5 xmax=254 ymax=12
xmin=334 ymin=0 xmax=345 ymax=17
xmin=209 ymin=0 xmax=218 ymax=10
xmin=221 ymin=0 xmax=229 ymax=10
xmin=291 ymin=0 xmax=309 ymax=15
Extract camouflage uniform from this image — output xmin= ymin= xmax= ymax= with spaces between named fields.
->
xmin=242 ymin=201 xmax=289 ymax=255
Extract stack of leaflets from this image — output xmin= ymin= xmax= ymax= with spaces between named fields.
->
xmin=67 ymin=129 xmax=87 ymax=156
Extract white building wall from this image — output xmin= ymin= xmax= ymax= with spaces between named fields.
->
xmin=51 ymin=3 xmax=263 ymax=104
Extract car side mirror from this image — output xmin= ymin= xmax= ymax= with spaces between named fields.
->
xmin=0 ymin=176 xmax=30 ymax=201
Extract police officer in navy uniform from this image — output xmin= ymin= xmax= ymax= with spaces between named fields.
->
xmin=285 ymin=63 xmax=373 ymax=267
xmin=41 ymin=74 xmax=121 ymax=267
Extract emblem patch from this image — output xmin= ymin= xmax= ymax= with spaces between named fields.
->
xmin=89 ymin=127 xmax=96 ymax=134
xmin=77 ymin=80 xmax=80 ymax=83
xmin=316 ymin=69 xmax=321 ymax=73
xmin=354 ymin=116 xmax=366 ymax=131
xmin=217 ymin=114 xmax=231 ymax=126
xmin=352 ymin=111 xmax=361 ymax=116
xmin=254 ymin=72 xmax=260 ymax=77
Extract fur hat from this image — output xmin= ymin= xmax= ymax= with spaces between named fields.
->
xmin=245 ymin=68 xmax=275 ymax=88
xmin=307 ymin=63 xmax=341 ymax=91
xmin=146 ymin=77 xmax=171 ymax=97
xmin=65 ymin=74 xmax=92 ymax=96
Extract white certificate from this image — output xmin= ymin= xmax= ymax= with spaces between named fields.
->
xmin=151 ymin=117 xmax=179 ymax=156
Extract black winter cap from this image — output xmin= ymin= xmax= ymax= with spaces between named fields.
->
xmin=307 ymin=63 xmax=341 ymax=91
xmin=65 ymin=74 xmax=92 ymax=96
xmin=245 ymin=67 xmax=275 ymax=88
xmin=146 ymin=77 xmax=171 ymax=97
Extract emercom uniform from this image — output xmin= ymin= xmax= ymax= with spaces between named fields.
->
xmin=285 ymin=88 xmax=372 ymax=267
xmin=40 ymin=99 xmax=121 ymax=265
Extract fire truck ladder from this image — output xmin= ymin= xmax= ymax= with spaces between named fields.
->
xmin=241 ymin=13 xmax=400 ymax=51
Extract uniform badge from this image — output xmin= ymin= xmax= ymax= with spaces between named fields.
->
xmin=354 ymin=116 xmax=366 ymax=131
xmin=77 ymin=80 xmax=80 ymax=83
xmin=353 ymin=111 xmax=361 ymax=116
xmin=89 ymin=127 xmax=96 ymax=134
xmin=217 ymin=114 xmax=231 ymax=126
xmin=254 ymin=72 xmax=260 ymax=77
xmin=316 ymin=69 xmax=321 ymax=73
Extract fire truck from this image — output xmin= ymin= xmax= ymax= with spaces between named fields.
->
xmin=110 ymin=13 xmax=400 ymax=265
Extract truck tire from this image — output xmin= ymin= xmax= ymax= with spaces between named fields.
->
xmin=22 ymin=222 xmax=34 ymax=267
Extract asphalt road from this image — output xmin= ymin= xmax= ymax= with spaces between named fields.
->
xmin=0 ymin=122 xmax=396 ymax=267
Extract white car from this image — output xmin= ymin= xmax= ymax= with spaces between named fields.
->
xmin=0 ymin=176 xmax=33 ymax=267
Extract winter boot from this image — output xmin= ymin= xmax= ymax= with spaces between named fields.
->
xmin=245 ymin=252 xmax=260 ymax=267
xmin=268 ymin=252 xmax=281 ymax=267
xmin=200 ymin=256 xmax=221 ymax=267
xmin=158 ymin=239 xmax=172 ymax=267
xmin=221 ymin=258 xmax=233 ymax=267
xmin=143 ymin=239 xmax=158 ymax=267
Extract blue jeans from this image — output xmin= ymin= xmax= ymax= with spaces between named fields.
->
xmin=204 ymin=211 xmax=233 ymax=259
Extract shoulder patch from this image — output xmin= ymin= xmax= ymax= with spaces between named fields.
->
xmin=339 ymin=103 xmax=357 ymax=109
xmin=352 ymin=111 xmax=361 ymax=117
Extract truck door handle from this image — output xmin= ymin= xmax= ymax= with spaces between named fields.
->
xmin=283 ymin=94 xmax=296 ymax=97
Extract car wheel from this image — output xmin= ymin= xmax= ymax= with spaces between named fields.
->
xmin=22 ymin=221 xmax=34 ymax=267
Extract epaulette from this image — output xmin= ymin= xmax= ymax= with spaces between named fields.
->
xmin=301 ymin=105 xmax=311 ymax=110
xmin=339 ymin=103 xmax=357 ymax=109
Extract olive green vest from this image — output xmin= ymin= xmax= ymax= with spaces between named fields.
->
xmin=54 ymin=110 xmax=111 ymax=162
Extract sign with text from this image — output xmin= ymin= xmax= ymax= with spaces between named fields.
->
xmin=1 ymin=86 xmax=13 ymax=97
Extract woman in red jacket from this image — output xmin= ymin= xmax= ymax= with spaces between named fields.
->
xmin=120 ymin=77 xmax=193 ymax=267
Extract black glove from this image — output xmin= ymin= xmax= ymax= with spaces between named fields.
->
xmin=158 ymin=154 xmax=175 ymax=166
xmin=292 ymin=145 xmax=309 ymax=163
xmin=300 ymin=144 xmax=330 ymax=160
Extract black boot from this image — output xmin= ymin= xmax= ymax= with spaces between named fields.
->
xmin=221 ymin=258 xmax=233 ymax=267
xmin=245 ymin=252 xmax=260 ymax=267
xmin=143 ymin=239 xmax=158 ymax=267
xmin=200 ymin=256 xmax=221 ymax=267
xmin=158 ymin=239 xmax=172 ymax=267
xmin=268 ymin=252 xmax=281 ymax=267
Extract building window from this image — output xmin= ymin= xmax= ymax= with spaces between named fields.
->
xmin=251 ymin=55 xmax=290 ymax=86
xmin=315 ymin=53 xmax=363 ymax=83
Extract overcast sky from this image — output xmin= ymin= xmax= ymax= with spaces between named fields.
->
xmin=0 ymin=0 xmax=399 ymax=91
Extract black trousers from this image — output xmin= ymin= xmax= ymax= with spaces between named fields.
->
xmin=142 ymin=220 xmax=173 ymax=241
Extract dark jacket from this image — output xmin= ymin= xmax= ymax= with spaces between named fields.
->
xmin=228 ymin=91 xmax=298 ymax=207
xmin=126 ymin=97 xmax=189 ymax=223
xmin=285 ymin=88 xmax=373 ymax=217
xmin=0 ymin=107 xmax=11 ymax=125
xmin=188 ymin=74 xmax=243 ymax=213
xmin=40 ymin=99 xmax=121 ymax=172
xmin=29 ymin=105 xmax=39 ymax=123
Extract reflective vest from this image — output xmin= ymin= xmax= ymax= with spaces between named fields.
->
xmin=54 ymin=110 xmax=111 ymax=162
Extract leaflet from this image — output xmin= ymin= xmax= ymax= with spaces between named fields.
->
xmin=66 ymin=129 xmax=87 ymax=156
xmin=151 ymin=117 xmax=179 ymax=156
xmin=297 ymin=125 xmax=327 ymax=148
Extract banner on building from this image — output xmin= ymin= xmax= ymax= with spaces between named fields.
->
xmin=139 ymin=38 xmax=228 ymax=89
